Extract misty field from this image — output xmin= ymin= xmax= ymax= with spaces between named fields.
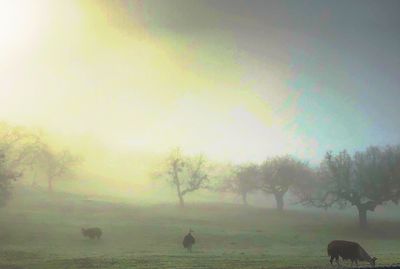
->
xmin=1 ymin=188 xmax=400 ymax=269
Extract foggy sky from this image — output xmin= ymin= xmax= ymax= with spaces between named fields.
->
xmin=135 ymin=0 xmax=400 ymax=151
xmin=1 ymin=0 xmax=400 ymax=163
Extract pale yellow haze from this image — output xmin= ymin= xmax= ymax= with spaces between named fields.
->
xmin=0 ymin=0 xmax=316 ymax=163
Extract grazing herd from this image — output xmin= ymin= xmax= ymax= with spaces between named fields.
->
xmin=80 ymin=227 xmax=378 ymax=267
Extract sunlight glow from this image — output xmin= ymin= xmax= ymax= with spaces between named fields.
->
xmin=0 ymin=0 xmax=315 ymax=167
xmin=0 ymin=0 xmax=47 ymax=60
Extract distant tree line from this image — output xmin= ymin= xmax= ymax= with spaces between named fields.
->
xmin=0 ymin=122 xmax=80 ymax=207
xmin=3 ymin=121 xmax=400 ymax=230
xmin=161 ymin=146 xmax=400 ymax=229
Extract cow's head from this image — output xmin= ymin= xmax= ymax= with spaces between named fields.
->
xmin=369 ymin=257 xmax=377 ymax=267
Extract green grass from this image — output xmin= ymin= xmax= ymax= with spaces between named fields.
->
xmin=1 ymin=188 xmax=400 ymax=268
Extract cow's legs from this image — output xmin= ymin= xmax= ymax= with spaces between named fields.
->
xmin=350 ymin=259 xmax=359 ymax=268
xmin=335 ymin=256 xmax=340 ymax=266
xmin=329 ymin=256 xmax=338 ymax=266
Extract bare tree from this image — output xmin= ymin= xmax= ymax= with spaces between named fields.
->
xmin=163 ymin=148 xmax=209 ymax=207
xmin=0 ymin=123 xmax=42 ymax=205
xmin=259 ymin=155 xmax=311 ymax=211
xmin=219 ymin=163 xmax=260 ymax=206
xmin=0 ymin=151 xmax=19 ymax=206
xmin=298 ymin=146 xmax=400 ymax=229
xmin=0 ymin=122 xmax=42 ymax=174
xmin=38 ymin=146 xmax=81 ymax=192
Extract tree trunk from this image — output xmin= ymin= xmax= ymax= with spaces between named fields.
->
xmin=357 ymin=206 xmax=368 ymax=229
xmin=178 ymin=193 xmax=185 ymax=207
xmin=173 ymin=165 xmax=185 ymax=208
xmin=274 ymin=192 xmax=284 ymax=211
xmin=31 ymin=170 xmax=37 ymax=187
xmin=48 ymin=177 xmax=53 ymax=192
xmin=242 ymin=192 xmax=248 ymax=206
xmin=175 ymin=182 xmax=185 ymax=208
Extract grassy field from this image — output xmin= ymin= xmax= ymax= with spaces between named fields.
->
xmin=1 ymin=188 xmax=400 ymax=269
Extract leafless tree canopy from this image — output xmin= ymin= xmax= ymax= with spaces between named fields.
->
xmin=259 ymin=156 xmax=311 ymax=211
xmin=218 ymin=163 xmax=260 ymax=205
xmin=37 ymin=145 xmax=81 ymax=192
xmin=0 ymin=123 xmax=43 ymax=205
xmin=297 ymin=146 xmax=400 ymax=228
xmin=163 ymin=148 xmax=209 ymax=207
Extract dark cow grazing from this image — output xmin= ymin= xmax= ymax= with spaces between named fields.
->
xmin=182 ymin=229 xmax=195 ymax=252
xmin=81 ymin=227 xmax=102 ymax=239
xmin=328 ymin=240 xmax=377 ymax=267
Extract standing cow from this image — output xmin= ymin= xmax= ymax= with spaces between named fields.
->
xmin=328 ymin=240 xmax=377 ymax=267
xmin=81 ymin=227 xmax=102 ymax=239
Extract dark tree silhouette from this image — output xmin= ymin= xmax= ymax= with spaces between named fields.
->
xmin=0 ymin=151 xmax=19 ymax=206
xmin=219 ymin=163 xmax=260 ymax=206
xmin=259 ymin=155 xmax=311 ymax=211
xmin=163 ymin=148 xmax=209 ymax=207
xmin=0 ymin=123 xmax=42 ymax=205
xmin=38 ymin=146 xmax=80 ymax=192
xmin=298 ymin=146 xmax=400 ymax=229
xmin=0 ymin=123 xmax=42 ymax=173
